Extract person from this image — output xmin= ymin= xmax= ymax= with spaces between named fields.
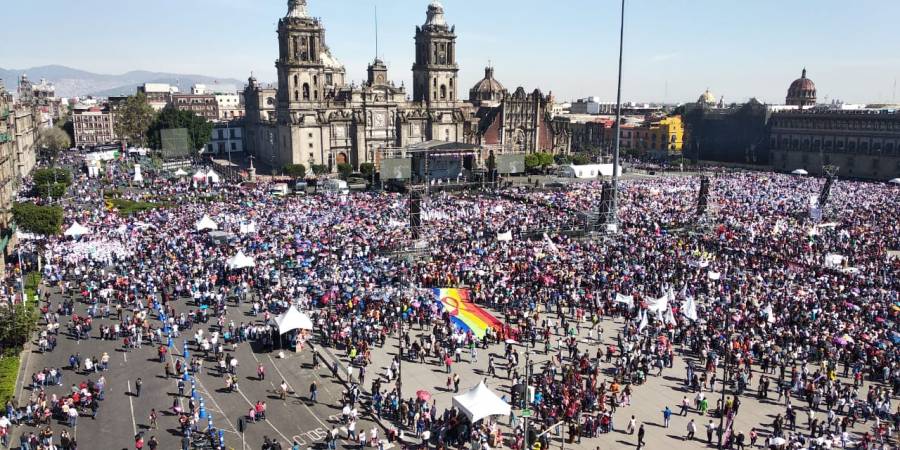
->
xmin=663 ymin=406 xmax=672 ymax=428
xmin=149 ymin=408 xmax=158 ymax=429
xmin=636 ymin=424 xmax=645 ymax=450
xmin=686 ymin=419 xmax=696 ymax=441
xmin=135 ymin=378 xmax=143 ymax=397
xmin=279 ymin=380 xmax=289 ymax=400
xmin=148 ymin=435 xmax=159 ymax=450
xmin=258 ymin=363 xmax=266 ymax=381
xmin=680 ymin=395 xmax=690 ymax=416
xmin=310 ymin=380 xmax=318 ymax=403
xmin=626 ymin=415 xmax=636 ymax=434
xmin=706 ymin=420 xmax=715 ymax=444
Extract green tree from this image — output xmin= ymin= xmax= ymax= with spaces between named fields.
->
xmin=524 ymin=153 xmax=541 ymax=172
xmin=537 ymin=152 xmax=555 ymax=168
xmin=571 ymin=153 xmax=592 ymax=165
xmin=359 ymin=163 xmax=375 ymax=179
xmin=311 ymin=164 xmax=329 ymax=175
xmin=33 ymin=168 xmax=72 ymax=187
xmin=283 ymin=164 xmax=306 ymax=178
xmin=0 ymin=302 xmax=39 ymax=350
xmin=147 ymin=106 xmax=213 ymax=156
xmin=114 ymin=93 xmax=157 ymax=146
xmin=55 ymin=114 xmax=75 ymax=144
xmin=35 ymin=127 xmax=71 ymax=161
xmin=12 ymin=202 xmax=64 ymax=235
xmin=336 ymin=163 xmax=353 ymax=180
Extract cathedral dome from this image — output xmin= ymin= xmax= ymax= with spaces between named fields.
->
xmin=697 ymin=89 xmax=716 ymax=106
xmin=469 ymin=67 xmax=506 ymax=105
xmin=786 ymin=68 xmax=816 ymax=107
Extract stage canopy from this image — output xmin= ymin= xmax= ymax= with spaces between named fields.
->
xmin=791 ymin=169 xmax=809 ymax=175
xmin=63 ymin=222 xmax=91 ymax=237
xmin=274 ymin=306 xmax=314 ymax=334
xmin=452 ymin=381 xmax=511 ymax=423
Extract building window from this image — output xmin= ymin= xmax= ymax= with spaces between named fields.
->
xmin=294 ymin=91 xmax=299 ymax=101
xmin=302 ymin=83 xmax=310 ymax=100
xmin=231 ymin=142 xmax=237 ymax=151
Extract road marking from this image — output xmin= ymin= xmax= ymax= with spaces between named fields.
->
xmin=126 ymin=380 xmax=137 ymax=435
xmin=123 ymin=352 xmax=127 ymax=363
xmin=230 ymin=377 xmax=294 ymax=446
xmin=266 ymin=355 xmax=295 ymax=392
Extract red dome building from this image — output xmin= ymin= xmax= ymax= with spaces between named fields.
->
xmin=785 ymin=68 xmax=817 ymax=108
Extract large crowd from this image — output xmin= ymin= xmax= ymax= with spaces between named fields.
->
xmin=1 ymin=151 xmax=899 ymax=450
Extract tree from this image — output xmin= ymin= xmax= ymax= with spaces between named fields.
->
xmin=32 ymin=168 xmax=71 ymax=199
xmin=359 ymin=163 xmax=375 ymax=180
xmin=114 ymin=93 xmax=156 ymax=147
xmin=311 ymin=164 xmax=329 ymax=175
xmin=537 ymin=152 xmax=555 ymax=169
xmin=525 ymin=153 xmax=541 ymax=172
xmin=283 ymin=164 xmax=306 ymax=178
xmin=0 ymin=302 xmax=38 ymax=350
xmin=55 ymin=114 xmax=75 ymax=144
xmin=12 ymin=202 xmax=64 ymax=236
xmin=147 ymin=106 xmax=213 ymax=156
xmin=35 ymin=127 xmax=71 ymax=161
xmin=571 ymin=153 xmax=592 ymax=165
xmin=337 ymin=163 xmax=353 ymax=180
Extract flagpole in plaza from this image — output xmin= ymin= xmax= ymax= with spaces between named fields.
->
xmin=609 ymin=0 xmax=626 ymax=227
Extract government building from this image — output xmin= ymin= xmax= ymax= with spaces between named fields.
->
xmin=243 ymin=0 xmax=570 ymax=173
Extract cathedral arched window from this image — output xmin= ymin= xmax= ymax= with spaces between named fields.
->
xmin=294 ymin=91 xmax=299 ymax=101
xmin=293 ymin=75 xmax=298 ymax=88
xmin=440 ymin=85 xmax=447 ymax=100
xmin=314 ymin=91 xmax=319 ymax=100
xmin=302 ymin=83 xmax=310 ymax=100
xmin=313 ymin=76 xmax=318 ymax=86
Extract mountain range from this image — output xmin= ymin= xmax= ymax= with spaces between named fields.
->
xmin=0 ymin=65 xmax=244 ymax=98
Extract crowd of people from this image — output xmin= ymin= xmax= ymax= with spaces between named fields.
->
xmin=0 ymin=150 xmax=898 ymax=450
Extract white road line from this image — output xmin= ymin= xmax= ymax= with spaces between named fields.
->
xmin=126 ymin=380 xmax=137 ymax=435
xmin=192 ymin=374 xmax=249 ymax=450
xmin=266 ymin=355 xmax=295 ymax=393
xmin=123 ymin=352 xmax=127 ymax=363
xmin=229 ymin=375 xmax=294 ymax=446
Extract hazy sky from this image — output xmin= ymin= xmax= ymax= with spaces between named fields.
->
xmin=4 ymin=0 xmax=900 ymax=104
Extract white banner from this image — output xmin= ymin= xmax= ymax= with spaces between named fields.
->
xmin=682 ymin=296 xmax=699 ymax=321
xmin=497 ymin=231 xmax=512 ymax=242
xmin=614 ymin=293 xmax=634 ymax=308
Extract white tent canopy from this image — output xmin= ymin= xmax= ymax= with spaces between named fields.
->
xmin=206 ymin=170 xmax=221 ymax=184
xmin=63 ymin=221 xmax=91 ymax=237
xmin=791 ymin=169 xmax=809 ymax=175
xmin=174 ymin=168 xmax=188 ymax=177
xmin=239 ymin=222 xmax=257 ymax=234
xmin=133 ymin=164 xmax=144 ymax=183
xmin=889 ymin=178 xmax=900 ymax=185
xmin=452 ymin=381 xmax=511 ymax=423
xmin=274 ymin=306 xmax=314 ymax=334
xmin=195 ymin=215 xmax=218 ymax=231
xmin=227 ymin=251 xmax=256 ymax=270
xmin=192 ymin=169 xmax=207 ymax=180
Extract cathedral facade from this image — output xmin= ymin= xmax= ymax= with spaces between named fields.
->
xmin=243 ymin=0 xmax=569 ymax=173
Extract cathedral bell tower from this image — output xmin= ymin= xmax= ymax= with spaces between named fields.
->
xmin=276 ymin=0 xmax=345 ymax=118
xmin=412 ymin=1 xmax=459 ymax=105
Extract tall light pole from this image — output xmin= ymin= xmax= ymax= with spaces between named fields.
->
xmin=608 ymin=0 xmax=626 ymax=227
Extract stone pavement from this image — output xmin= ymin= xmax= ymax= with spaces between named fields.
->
xmin=320 ymin=305 xmax=892 ymax=450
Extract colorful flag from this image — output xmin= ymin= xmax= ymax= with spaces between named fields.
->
xmin=434 ymin=288 xmax=502 ymax=339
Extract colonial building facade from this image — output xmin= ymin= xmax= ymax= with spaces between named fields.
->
xmin=243 ymin=0 xmax=568 ymax=173
xmin=770 ymin=110 xmax=900 ymax=180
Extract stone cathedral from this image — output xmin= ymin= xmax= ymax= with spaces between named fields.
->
xmin=243 ymin=0 xmax=570 ymax=172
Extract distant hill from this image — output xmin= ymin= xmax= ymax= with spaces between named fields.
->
xmin=0 ymin=65 xmax=244 ymax=98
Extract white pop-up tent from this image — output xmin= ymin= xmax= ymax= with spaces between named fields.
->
xmin=133 ymin=164 xmax=144 ymax=183
xmin=274 ymin=306 xmax=314 ymax=334
xmin=206 ymin=170 xmax=221 ymax=184
xmin=452 ymin=381 xmax=511 ymax=423
xmin=174 ymin=168 xmax=188 ymax=177
xmin=791 ymin=169 xmax=809 ymax=175
xmin=226 ymin=251 xmax=256 ymax=270
xmin=63 ymin=222 xmax=91 ymax=237
xmin=239 ymin=222 xmax=257 ymax=234
xmin=194 ymin=215 xmax=218 ymax=231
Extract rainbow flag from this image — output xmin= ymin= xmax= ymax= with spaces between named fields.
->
xmin=434 ymin=288 xmax=502 ymax=339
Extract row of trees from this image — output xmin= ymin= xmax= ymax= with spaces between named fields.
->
xmin=115 ymin=93 xmax=213 ymax=153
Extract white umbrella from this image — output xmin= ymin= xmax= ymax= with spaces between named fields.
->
xmin=889 ymin=178 xmax=900 ymax=185
xmin=791 ymin=169 xmax=809 ymax=175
